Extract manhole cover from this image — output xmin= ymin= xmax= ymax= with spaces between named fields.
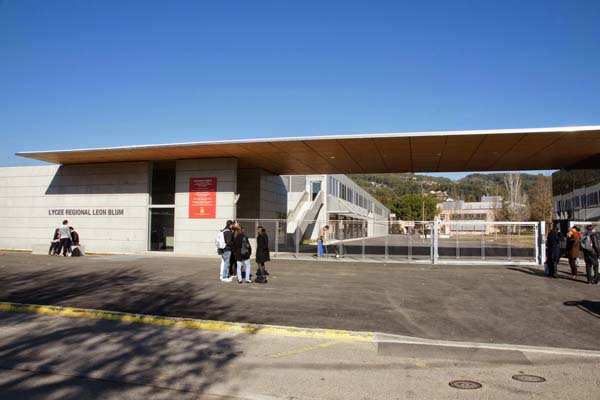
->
xmin=512 ymin=374 xmax=546 ymax=383
xmin=449 ymin=380 xmax=482 ymax=390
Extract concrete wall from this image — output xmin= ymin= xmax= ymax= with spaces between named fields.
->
xmin=174 ymin=158 xmax=237 ymax=255
xmin=236 ymin=169 xmax=261 ymax=219
xmin=236 ymin=169 xmax=287 ymax=220
xmin=0 ymin=162 xmax=149 ymax=253
xmin=259 ymin=170 xmax=287 ymax=219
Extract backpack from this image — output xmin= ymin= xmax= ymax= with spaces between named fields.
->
xmin=71 ymin=247 xmax=82 ymax=257
xmin=215 ymin=229 xmax=227 ymax=253
xmin=581 ymin=232 xmax=594 ymax=253
xmin=240 ymin=236 xmax=252 ymax=259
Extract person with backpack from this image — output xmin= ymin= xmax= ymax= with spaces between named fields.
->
xmin=233 ymin=225 xmax=252 ymax=283
xmin=69 ymin=227 xmax=83 ymax=256
xmin=217 ymin=220 xmax=234 ymax=282
xmin=566 ymin=226 xmax=581 ymax=279
xmin=581 ymin=225 xmax=599 ymax=285
xmin=255 ymin=226 xmax=271 ymax=279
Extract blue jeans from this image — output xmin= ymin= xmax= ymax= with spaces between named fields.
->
xmin=237 ymin=259 xmax=251 ymax=282
xmin=318 ymin=239 xmax=324 ymax=257
xmin=220 ymin=250 xmax=231 ymax=279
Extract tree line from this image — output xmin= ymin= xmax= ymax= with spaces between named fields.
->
xmin=349 ymin=173 xmax=553 ymax=223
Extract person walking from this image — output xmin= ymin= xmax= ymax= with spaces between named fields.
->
xmin=581 ymin=225 xmax=600 ymax=285
xmin=317 ymin=225 xmax=329 ymax=257
xmin=546 ymin=226 xmax=561 ymax=278
xmin=58 ymin=220 xmax=72 ymax=257
xmin=218 ymin=220 xmax=234 ymax=282
xmin=256 ymin=226 xmax=271 ymax=277
xmin=566 ymin=226 xmax=581 ymax=279
xmin=233 ymin=225 xmax=252 ymax=283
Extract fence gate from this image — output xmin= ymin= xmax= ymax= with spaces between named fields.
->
xmin=236 ymin=218 xmax=544 ymax=265
xmin=433 ymin=221 xmax=541 ymax=265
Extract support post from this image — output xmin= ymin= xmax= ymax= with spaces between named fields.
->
xmin=275 ymin=220 xmax=279 ymax=257
xmin=538 ymin=221 xmax=545 ymax=265
xmin=432 ymin=221 xmax=439 ymax=264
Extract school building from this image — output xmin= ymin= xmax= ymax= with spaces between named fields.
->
xmin=0 ymin=125 xmax=598 ymax=255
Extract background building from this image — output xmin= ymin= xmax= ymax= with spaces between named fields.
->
xmin=552 ymin=168 xmax=600 ymax=231
xmin=282 ymin=174 xmax=389 ymax=242
xmin=437 ymin=196 xmax=503 ymax=234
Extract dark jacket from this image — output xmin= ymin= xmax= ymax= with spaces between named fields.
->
xmin=547 ymin=231 xmax=561 ymax=260
xmin=566 ymin=233 xmax=580 ymax=259
xmin=71 ymin=230 xmax=80 ymax=246
xmin=256 ymin=233 xmax=271 ymax=264
xmin=233 ymin=233 xmax=251 ymax=261
xmin=222 ymin=228 xmax=233 ymax=251
xmin=582 ymin=231 xmax=600 ymax=258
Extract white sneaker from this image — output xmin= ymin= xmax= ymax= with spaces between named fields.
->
xmin=220 ymin=277 xmax=233 ymax=282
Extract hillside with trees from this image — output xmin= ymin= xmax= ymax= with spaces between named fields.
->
xmin=349 ymin=172 xmax=552 ymax=223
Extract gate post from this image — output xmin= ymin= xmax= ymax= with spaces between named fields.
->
xmin=432 ymin=221 xmax=439 ymax=264
xmin=538 ymin=221 xmax=545 ymax=265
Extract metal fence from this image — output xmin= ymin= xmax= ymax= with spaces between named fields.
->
xmin=234 ymin=219 xmax=542 ymax=265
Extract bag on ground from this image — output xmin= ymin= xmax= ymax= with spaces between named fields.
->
xmin=71 ymin=246 xmax=82 ymax=257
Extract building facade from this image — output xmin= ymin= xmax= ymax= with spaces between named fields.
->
xmin=0 ymin=161 xmax=388 ymax=255
xmin=282 ymin=174 xmax=390 ymax=241
xmin=552 ymin=168 xmax=600 ymax=231
xmin=437 ymin=196 xmax=503 ymax=234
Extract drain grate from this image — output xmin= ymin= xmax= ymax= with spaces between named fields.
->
xmin=449 ymin=380 xmax=482 ymax=390
xmin=512 ymin=374 xmax=546 ymax=383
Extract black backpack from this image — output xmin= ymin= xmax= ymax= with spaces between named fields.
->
xmin=71 ymin=247 xmax=82 ymax=257
xmin=240 ymin=236 xmax=252 ymax=259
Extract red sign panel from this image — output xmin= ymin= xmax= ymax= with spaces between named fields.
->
xmin=189 ymin=177 xmax=217 ymax=219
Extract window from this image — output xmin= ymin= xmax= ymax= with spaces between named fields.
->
xmin=151 ymin=162 xmax=176 ymax=204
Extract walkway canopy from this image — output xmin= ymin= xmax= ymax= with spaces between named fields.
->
xmin=17 ymin=125 xmax=600 ymax=174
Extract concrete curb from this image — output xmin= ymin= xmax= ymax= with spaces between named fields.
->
xmin=375 ymin=333 xmax=600 ymax=358
xmin=2 ymin=301 xmax=599 ymax=359
xmin=0 ymin=302 xmax=374 ymax=342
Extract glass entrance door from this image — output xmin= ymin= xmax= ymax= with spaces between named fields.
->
xmin=149 ymin=208 xmax=174 ymax=251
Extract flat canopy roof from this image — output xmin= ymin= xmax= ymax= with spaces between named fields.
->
xmin=16 ymin=125 xmax=600 ymax=175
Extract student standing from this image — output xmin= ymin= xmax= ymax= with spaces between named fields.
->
xmin=566 ymin=227 xmax=581 ymax=279
xmin=233 ymin=226 xmax=252 ymax=283
xmin=58 ymin=220 xmax=72 ymax=257
xmin=256 ymin=226 xmax=271 ymax=276
xmin=318 ymin=225 xmax=329 ymax=257
xmin=219 ymin=220 xmax=234 ymax=282
xmin=581 ymin=225 xmax=600 ymax=285
xmin=546 ymin=226 xmax=561 ymax=278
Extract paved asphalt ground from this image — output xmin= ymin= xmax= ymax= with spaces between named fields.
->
xmin=1 ymin=311 xmax=599 ymax=400
xmin=1 ymin=253 xmax=599 ymax=399
xmin=0 ymin=253 xmax=598 ymax=350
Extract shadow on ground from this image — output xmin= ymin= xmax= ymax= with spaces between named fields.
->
xmin=0 ymin=267 xmax=232 ymax=320
xmin=564 ymin=300 xmax=600 ymax=319
xmin=0 ymin=267 xmax=243 ymax=399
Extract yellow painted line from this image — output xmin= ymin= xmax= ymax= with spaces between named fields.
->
xmin=0 ymin=302 xmax=374 ymax=342
xmin=269 ymin=340 xmax=341 ymax=358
